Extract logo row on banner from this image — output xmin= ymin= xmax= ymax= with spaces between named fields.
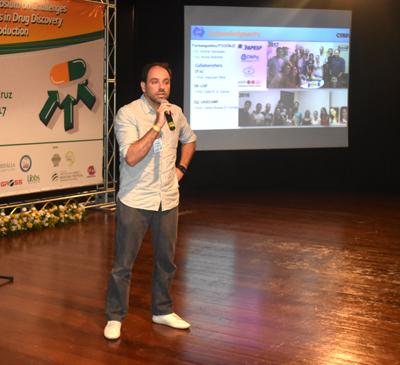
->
xmin=0 ymin=141 xmax=103 ymax=197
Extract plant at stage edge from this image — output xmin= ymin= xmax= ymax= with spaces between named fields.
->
xmin=0 ymin=203 xmax=87 ymax=237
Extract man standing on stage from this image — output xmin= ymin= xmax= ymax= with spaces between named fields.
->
xmin=104 ymin=62 xmax=196 ymax=340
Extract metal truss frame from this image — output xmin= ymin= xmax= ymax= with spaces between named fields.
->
xmin=0 ymin=0 xmax=117 ymax=214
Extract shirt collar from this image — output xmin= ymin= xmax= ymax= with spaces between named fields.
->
xmin=141 ymin=94 xmax=156 ymax=115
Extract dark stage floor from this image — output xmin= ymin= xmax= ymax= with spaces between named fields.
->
xmin=1 ymin=191 xmax=399 ymax=364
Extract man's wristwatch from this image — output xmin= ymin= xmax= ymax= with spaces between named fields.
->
xmin=177 ymin=164 xmax=187 ymax=174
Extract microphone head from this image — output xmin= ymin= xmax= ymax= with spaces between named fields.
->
xmin=161 ymin=100 xmax=175 ymax=131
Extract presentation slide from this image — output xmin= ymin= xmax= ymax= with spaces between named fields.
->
xmin=184 ymin=6 xmax=352 ymax=151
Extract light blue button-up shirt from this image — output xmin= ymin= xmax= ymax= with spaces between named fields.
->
xmin=115 ymin=95 xmax=196 ymax=211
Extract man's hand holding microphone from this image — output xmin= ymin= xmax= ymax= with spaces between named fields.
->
xmin=154 ymin=100 xmax=175 ymax=133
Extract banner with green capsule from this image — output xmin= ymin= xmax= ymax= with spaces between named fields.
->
xmin=0 ymin=0 xmax=105 ymax=198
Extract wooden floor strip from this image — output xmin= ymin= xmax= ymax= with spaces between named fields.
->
xmin=1 ymin=192 xmax=399 ymax=364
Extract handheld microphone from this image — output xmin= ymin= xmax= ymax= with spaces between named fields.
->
xmin=161 ymin=100 xmax=175 ymax=131
xmin=165 ymin=111 xmax=175 ymax=131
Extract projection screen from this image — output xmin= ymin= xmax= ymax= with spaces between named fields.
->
xmin=184 ymin=6 xmax=352 ymax=151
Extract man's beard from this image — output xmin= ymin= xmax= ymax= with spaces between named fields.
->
xmin=147 ymin=92 xmax=169 ymax=106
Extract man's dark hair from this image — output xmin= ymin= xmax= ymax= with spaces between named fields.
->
xmin=141 ymin=62 xmax=172 ymax=82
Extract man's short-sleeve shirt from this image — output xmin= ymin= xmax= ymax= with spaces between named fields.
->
xmin=115 ymin=95 xmax=196 ymax=211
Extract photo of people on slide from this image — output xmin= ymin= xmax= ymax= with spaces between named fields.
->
xmin=238 ymin=89 xmax=348 ymax=127
xmin=267 ymin=41 xmax=349 ymax=89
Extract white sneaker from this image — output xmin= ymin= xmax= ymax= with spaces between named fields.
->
xmin=104 ymin=320 xmax=121 ymax=340
xmin=152 ymin=313 xmax=191 ymax=329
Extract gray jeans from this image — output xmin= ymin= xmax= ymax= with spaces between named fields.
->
xmin=105 ymin=200 xmax=178 ymax=321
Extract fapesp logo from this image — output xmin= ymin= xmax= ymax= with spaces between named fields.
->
xmin=243 ymin=45 xmax=262 ymax=51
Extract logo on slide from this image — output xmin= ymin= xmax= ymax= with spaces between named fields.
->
xmin=192 ymin=26 xmax=205 ymax=38
xmin=242 ymin=66 xmax=255 ymax=76
xmin=241 ymin=54 xmax=260 ymax=62
xmin=238 ymin=44 xmax=262 ymax=51
xmin=39 ymin=58 xmax=96 ymax=132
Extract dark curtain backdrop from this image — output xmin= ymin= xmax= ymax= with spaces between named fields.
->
xmin=117 ymin=0 xmax=400 ymax=192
